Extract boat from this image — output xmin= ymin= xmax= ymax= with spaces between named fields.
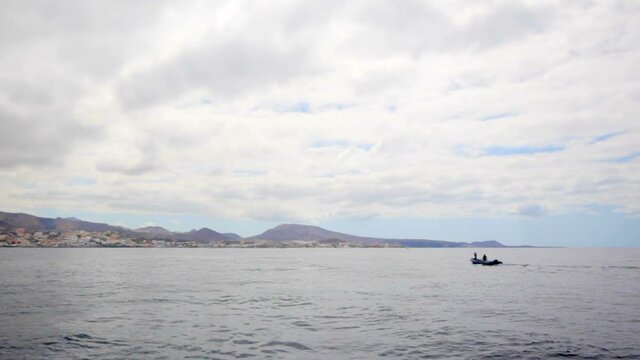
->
xmin=471 ymin=258 xmax=502 ymax=266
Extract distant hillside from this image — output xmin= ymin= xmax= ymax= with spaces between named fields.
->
xmin=0 ymin=210 xmax=512 ymax=247
xmin=223 ymin=233 xmax=242 ymax=240
xmin=394 ymin=239 xmax=468 ymax=248
xmin=0 ymin=211 xmax=131 ymax=234
xmin=249 ymin=224 xmax=369 ymax=242
xmin=136 ymin=226 xmax=173 ymax=235
xmin=176 ymin=228 xmax=231 ymax=242
xmin=248 ymin=223 xmax=504 ymax=248
xmin=0 ymin=211 xmax=236 ymax=243
xmin=136 ymin=225 xmax=236 ymax=243
xmin=468 ymin=240 xmax=504 ymax=248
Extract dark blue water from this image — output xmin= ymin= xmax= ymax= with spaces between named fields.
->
xmin=1 ymin=248 xmax=639 ymax=359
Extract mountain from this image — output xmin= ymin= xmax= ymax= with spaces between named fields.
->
xmin=249 ymin=224 xmax=368 ymax=242
xmin=0 ymin=211 xmax=130 ymax=234
xmin=0 ymin=210 xmax=511 ymax=247
xmin=0 ymin=211 xmax=236 ymax=243
xmin=136 ymin=226 xmax=173 ymax=235
xmin=393 ymin=239 xmax=469 ymax=248
xmin=468 ymin=240 xmax=504 ymax=248
xmin=177 ymin=228 xmax=232 ymax=242
xmin=248 ymin=223 xmax=502 ymax=248
xmin=136 ymin=225 xmax=237 ymax=242
xmin=223 ymin=233 xmax=243 ymax=240
xmin=0 ymin=211 xmax=45 ymax=230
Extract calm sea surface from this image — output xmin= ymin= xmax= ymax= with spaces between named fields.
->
xmin=0 ymin=248 xmax=639 ymax=359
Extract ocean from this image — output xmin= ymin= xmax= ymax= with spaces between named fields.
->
xmin=1 ymin=248 xmax=639 ymax=359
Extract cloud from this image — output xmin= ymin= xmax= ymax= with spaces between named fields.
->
xmin=0 ymin=0 xmax=169 ymax=167
xmin=461 ymin=3 xmax=553 ymax=49
xmin=114 ymin=1 xmax=339 ymax=110
xmin=310 ymin=139 xmax=374 ymax=151
xmin=347 ymin=1 xmax=554 ymax=56
xmin=515 ymin=204 xmax=547 ymax=217
xmin=1 ymin=1 xmax=640 ymax=223
xmin=116 ymin=36 xmax=314 ymax=110
xmin=96 ymin=139 xmax=163 ymax=175
xmin=0 ymin=104 xmax=99 ymax=167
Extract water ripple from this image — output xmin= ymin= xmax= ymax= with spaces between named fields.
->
xmin=0 ymin=248 xmax=639 ymax=359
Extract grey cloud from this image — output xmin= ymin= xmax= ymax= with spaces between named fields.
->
xmin=96 ymin=141 xmax=162 ymax=176
xmin=516 ymin=204 xmax=546 ymax=217
xmin=252 ymin=182 xmax=319 ymax=200
xmin=0 ymin=1 xmax=169 ymax=168
xmin=0 ymin=64 xmax=103 ymax=168
xmin=205 ymin=180 xmax=320 ymax=204
xmin=93 ymin=1 xmax=557 ymax=112
xmin=97 ymin=161 xmax=160 ymax=176
xmin=117 ymin=34 xmax=314 ymax=110
xmin=0 ymin=103 xmax=100 ymax=168
xmin=463 ymin=4 xmax=553 ymax=49
xmin=240 ymin=206 xmax=303 ymax=222
xmin=106 ymin=194 xmax=209 ymax=215
xmin=348 ymin=0 xmax=450 ymax=56
xmin=0 ymin=1 xmax=169 ymax=77
xmin=349 ymin=1 xmax=554 ymax=56
xmin=115 ymin=1 xmax=342 ymax=110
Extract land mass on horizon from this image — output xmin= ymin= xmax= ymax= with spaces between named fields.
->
xmin=0 ymin=210 xmax=513 ymax=248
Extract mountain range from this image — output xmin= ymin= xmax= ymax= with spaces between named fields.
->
xmin=0 ymin=210 xmax=507 ymax=247
xmin=249 ymin=223 xmax=505 ymax=247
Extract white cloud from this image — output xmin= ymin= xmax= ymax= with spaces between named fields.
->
xmin=1 ymin=1 xmax=639 ymax=221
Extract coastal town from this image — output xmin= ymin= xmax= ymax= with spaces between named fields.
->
xmin=0 ymin=228 xmax=399 ymax=248
xmin=0 ymin=211 xmax=501 ymax=248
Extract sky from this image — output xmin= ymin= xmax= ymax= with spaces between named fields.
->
xmin=1 ymin=1 xmax=639 ymax=247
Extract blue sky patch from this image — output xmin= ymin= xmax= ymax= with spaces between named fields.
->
xmin=607 ymin=151 xmax=640 ymax=163
xmin=274 ymin=102 xmax=311 ymax=113
xmin=483 ymin=145 xmax=564 ymax=156
xmin=66 ymin=177 xmax=97 ymax=186
xmin=356 ymin=143 xmax=374 ymax=151
xmin=311 ymin=139 xmax=350 ymax=148
xmin=480 ymin=112 xmax=516 ymax=121
xmin=322 ymin=103 xmax=354 ymax=111
xmin=590 ymin=131 xmax=624 ymax=144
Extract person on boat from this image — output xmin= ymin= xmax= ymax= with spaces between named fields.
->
xmin=474 ymin=252 xmax=477 ymax=260
xmin=482 ymin=254 xmax=487 ymax=262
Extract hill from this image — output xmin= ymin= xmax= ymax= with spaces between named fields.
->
xmin=136 ymin=226 xmax=173 ymax=235
xmin=0 ymin=211 xmax=131 ymax=234
xmin=223 ymin=233 xmax=243 ymax=240
xmin=249 ymin=224 xmax=504 ymax=248
xmin=0 ymin=211 xmax=236 ymax=243
xmin=468 ymin=240 xmax=504 ymax=248
xmin=248 ymin=224 xmax=368 ymax=242
xmin=0 ymin=210 xmax=511 ymax=247
xmin=176 ymin=228 xmax=232 ymax=242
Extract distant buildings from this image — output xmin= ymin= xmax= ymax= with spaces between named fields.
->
xmin=0 ymin=229 xmax=393 ymax=248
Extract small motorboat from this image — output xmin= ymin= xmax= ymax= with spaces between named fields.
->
xmin=471 ymin=258 xmax=502 ymax=266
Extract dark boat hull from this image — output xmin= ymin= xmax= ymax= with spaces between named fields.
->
xmin=471 ymin=258 xmax=502 ymax=265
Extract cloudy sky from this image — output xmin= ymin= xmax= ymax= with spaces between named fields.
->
xmin=1 ymin=0 xmax=639 ymax=246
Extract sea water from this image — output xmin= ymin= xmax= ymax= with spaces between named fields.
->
xmin=1 ymin=248 xmax=639 ymax=359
